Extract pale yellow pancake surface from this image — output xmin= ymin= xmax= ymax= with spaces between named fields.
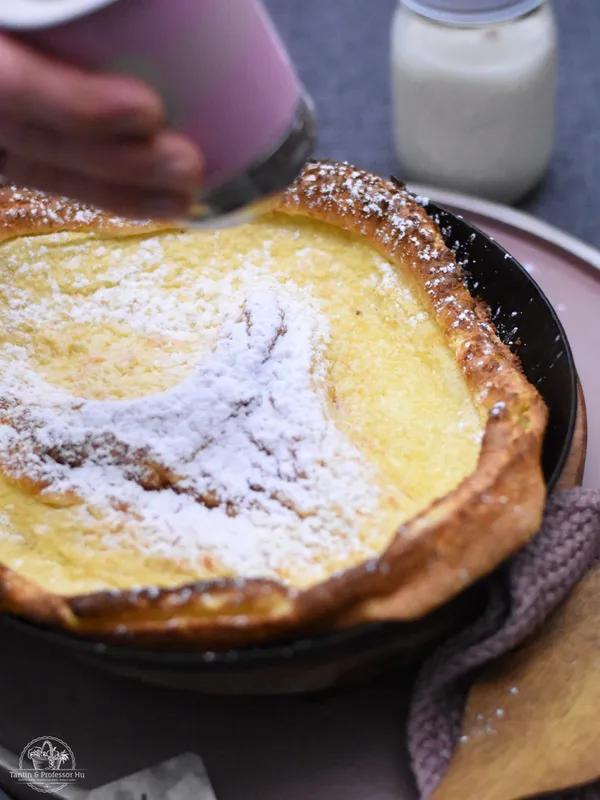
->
xmin=0 ymin=214 xmax=483 ymax=594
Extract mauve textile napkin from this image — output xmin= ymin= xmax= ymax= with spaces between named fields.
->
xmin=407 ymin=488 xmax=600 ymax=799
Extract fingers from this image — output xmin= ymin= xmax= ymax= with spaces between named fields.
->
xmin=0 ymin=122 xmax=203 ymax=193
xmin=0 ymin=34 xmax=203 ymax=219
xmin=0 ymin=34 xmax=164 ymax=138
xmin=3 ymin=156 xmax=192 ymax=219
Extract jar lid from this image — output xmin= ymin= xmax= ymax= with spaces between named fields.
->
xmin=401 ymin=0 xmax=544 ymax=24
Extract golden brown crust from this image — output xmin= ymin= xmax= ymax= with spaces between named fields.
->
xmin=0 ymin=184 xmax=175 ymax=242
xmin=0 ymin=164 xmax=547 ymax=649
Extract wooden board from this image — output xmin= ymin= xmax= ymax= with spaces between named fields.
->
xmin=433 ymin=564 xmax=600 ymax=800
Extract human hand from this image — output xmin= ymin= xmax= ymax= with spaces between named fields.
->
xmin=0 ymin=34 xmax=203 ymax=218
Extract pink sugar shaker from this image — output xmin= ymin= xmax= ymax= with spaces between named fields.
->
xmin=0 ymin=0 xmax=315 ymax=226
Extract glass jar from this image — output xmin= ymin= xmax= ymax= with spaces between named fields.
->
xmin=390 ymin=0 xmax=557 ymax=203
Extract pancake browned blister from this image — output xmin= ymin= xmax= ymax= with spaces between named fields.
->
xmin=0 ymin=161 xmax=547 ymax=649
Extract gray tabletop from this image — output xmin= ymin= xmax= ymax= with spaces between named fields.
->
xmin=267 ymin=0 xmax=600 ymax=248
xmin=0 ymin=619 xmax=419 ymax=800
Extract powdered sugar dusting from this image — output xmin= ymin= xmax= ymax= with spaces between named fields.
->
xmin=0 ymin=281 xmax=378 ymax=585
xmin=286 ymin=161 xmax=436 ymax=253
xmin=0 ymin=163 xmax=490 ymax=590
xmin=0 ymin=185 xmax=154 ymax=235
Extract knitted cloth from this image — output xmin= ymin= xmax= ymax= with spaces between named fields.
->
xmin=408 ymin=489 xmax=600 ymax=799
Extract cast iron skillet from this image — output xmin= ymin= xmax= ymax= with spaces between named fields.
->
xmin=0 ymin=202 xmax=577 ymax=693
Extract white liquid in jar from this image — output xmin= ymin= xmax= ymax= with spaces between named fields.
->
xmin=391 ymin=3 xmax=557 ymax=203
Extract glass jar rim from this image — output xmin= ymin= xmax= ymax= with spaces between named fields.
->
xmin=400 ymin=0 xmax=545 ymax=25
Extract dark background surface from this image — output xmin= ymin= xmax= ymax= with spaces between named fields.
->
xmin=266 ymin=0 xmax=600 ymax=247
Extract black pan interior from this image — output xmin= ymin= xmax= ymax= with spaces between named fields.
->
xmin=1 ymin=202 xmax=578 ymax=673
xmin=430 ymin=204 xmax=577 ymax=485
